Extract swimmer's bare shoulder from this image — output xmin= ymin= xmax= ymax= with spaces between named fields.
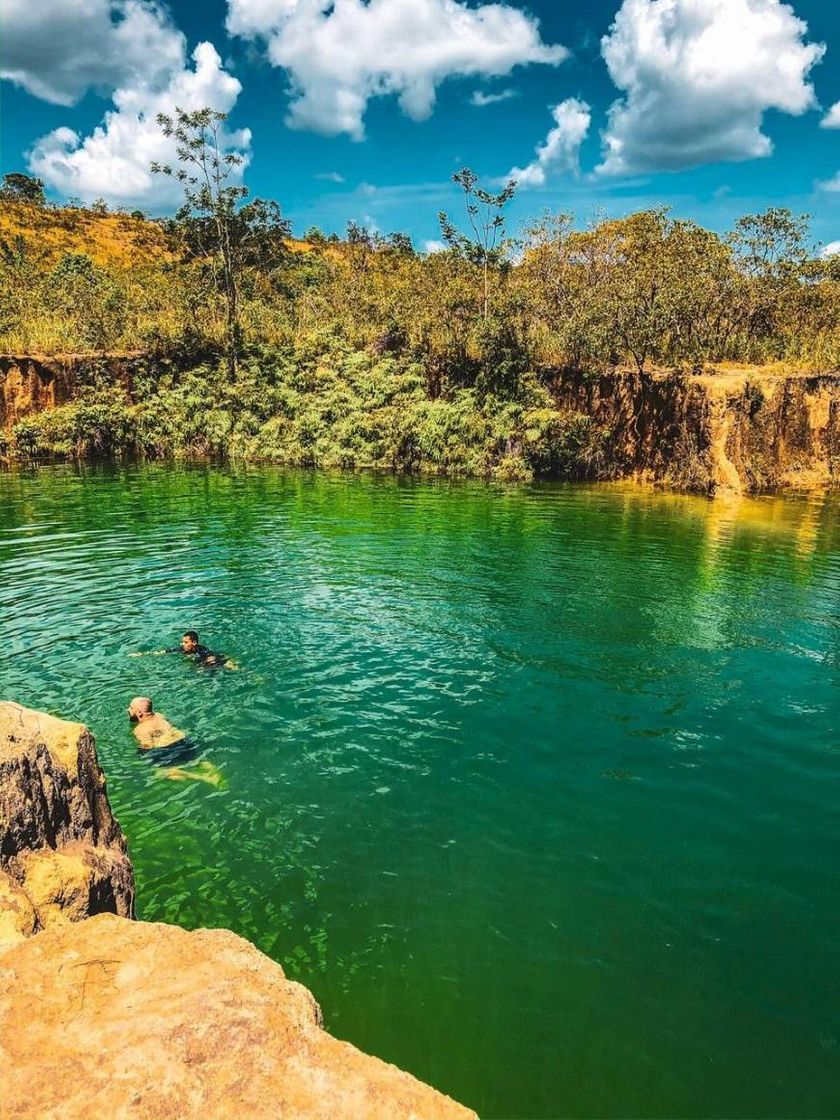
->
xmin=132 ymin=713 xmax=185 ymax=751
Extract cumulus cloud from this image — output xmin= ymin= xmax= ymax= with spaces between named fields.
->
xmin=470 ymin=88 xmax=518 ymax=107
xmin=821 ymin=240 xmax=840 ymax=257
xmin=508 ymin=98 xmax=591 ymax=188
xmin=597 ymin=0 xmax=825 ymax=176
xmin=315 ymin=171 xmax=346 ymax=182
xmin=226 ymin=0 xmax=566 ymax=139
xmin=29 ymin=43 xmax=249 ymax=207
xmin=8 ymin=1 xmax=249 ymax=207
xmin=821 ymin=102 xmax=840 ymax=129
xmin=1 ymin=0 xmax=184 ymax=105
xmin=30 ymin=57 xmax=248 ymax=209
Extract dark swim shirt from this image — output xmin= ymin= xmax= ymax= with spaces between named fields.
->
xmin=167 ymin=645 xmax=226 ymax=665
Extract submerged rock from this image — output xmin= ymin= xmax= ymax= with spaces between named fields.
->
xmin=0 ymin=700 xmax=135 ymax=938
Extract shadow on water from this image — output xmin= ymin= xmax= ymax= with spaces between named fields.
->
xmin=0 ymin=463 xmax=838 ymax=1118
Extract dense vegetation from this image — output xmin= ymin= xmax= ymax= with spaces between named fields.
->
xmin=2 ymin=143 xmax=838 ymax=477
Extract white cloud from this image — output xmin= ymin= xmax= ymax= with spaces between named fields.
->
xmin=29 ymin=42 xmax=248 ymax=207
xmin=315 ymin=171 xmax=346 ymax=183
xmin=597 ymin=0 xmax=825 ymax=176
xmin=817 ymin=173 xmax=840 ymax=193
xmin=508 ymin=98 xmax=591 ymax=188
xmin=470 ymin=88 xmax=518 ymax=107
xmin=423 ymin=239 xmax=448 ymax=254
xmin=226 ymin=0 xmax=566 ymax=139
xmin=821 ymin=102 xmax=840 ymax=129
xmin=1 ymin=0 xmax=184 ymax=106
xmin=821 ymin=240 xmax=840 ymax=256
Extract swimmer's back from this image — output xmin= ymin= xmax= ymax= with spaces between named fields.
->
xmin=132 ymin=713 xmax=186 ymax=751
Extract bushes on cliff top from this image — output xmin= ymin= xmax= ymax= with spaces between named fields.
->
xmin=2 ymin=198 xmax=838 ymax=376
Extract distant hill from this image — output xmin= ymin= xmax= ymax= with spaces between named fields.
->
xmin=0 ymin=202 xmax=173 ymax=270
xmin=0 ymin=201 xmax=321 ymax=270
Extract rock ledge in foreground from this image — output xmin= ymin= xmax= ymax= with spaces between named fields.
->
xmin=0 ymin=913 xmax=477 ymax=1120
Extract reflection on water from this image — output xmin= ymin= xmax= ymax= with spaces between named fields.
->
xmin=0 ymin=466 xmax=838 ymax=1119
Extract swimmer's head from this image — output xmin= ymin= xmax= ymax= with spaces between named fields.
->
xmin=128 ymin=696 xmax=153 ymax=721
xmin=181 ymin=630 xmax=199 ymax=653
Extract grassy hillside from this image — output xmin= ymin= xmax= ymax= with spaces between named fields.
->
xmin=0 ymin=201 xmax=172 ymax=270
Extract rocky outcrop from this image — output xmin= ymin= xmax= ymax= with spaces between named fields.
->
xmin=0 ymin=357 xmax=76 ymax=429
xmin=551 ymin=366 xmax=839 ymax=494
xmin=0 ymin=701 xmax=135 ymax=940
xmin=0 ymin=915 xmax=475 ymax=1120
xmin=0 ymin=353 xmax=143 ymax=430
xmin=0 ymin=869 xmax=37 ymax=944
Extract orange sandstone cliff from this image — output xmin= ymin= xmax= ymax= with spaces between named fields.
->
xmin=3 ymin=353 xmax=836 ymax=493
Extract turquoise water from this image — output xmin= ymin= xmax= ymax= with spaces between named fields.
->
xmin=0 ymin=465 xmax=838 ymax=1118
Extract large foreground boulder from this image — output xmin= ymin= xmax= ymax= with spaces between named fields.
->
xmin=0 ymin=701 xmax=134 ymax=940
xmin=0 ymin=913 xmax=476 ymax=1120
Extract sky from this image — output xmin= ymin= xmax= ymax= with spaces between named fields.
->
xmin=3 ymin=0 xmax=840 ymax=252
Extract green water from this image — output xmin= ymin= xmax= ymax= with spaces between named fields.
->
xmin=1 ymin=466 xmax=838 ymax=1119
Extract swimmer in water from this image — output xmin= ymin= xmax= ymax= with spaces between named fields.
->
xmin=128 ymin=696 xmax=185 ymax=750
xmin=127 ymin=697 xmax=225 ymax=788
xmin=131 ymin=630 xmax=238 ymax=669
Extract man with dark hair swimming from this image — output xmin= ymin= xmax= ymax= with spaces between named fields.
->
xmin=131 ymin=630 xmax=237 ymax=668
xmin=167 ymin=630 xmax=235 ymax=667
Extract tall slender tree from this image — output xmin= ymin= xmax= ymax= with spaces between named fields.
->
xmin=438 ymin=167 xmax=516 ymax=321
xmin=151 ymin=108 xmax=247 ymax=375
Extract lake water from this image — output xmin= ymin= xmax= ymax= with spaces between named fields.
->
xmin=0 ymin=465 xmax=838 ymax=1118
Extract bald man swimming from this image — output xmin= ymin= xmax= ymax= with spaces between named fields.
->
xmin=128 ymin=696 xmax=186 ymax=750
xmin=128 ymin=697 xmax=224 ymax=787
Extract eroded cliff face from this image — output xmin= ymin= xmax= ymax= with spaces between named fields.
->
xmin=2 ymin=352 xmax=837 ymax=493
xmin=0 ymin=701 xmax=135 ymax=941
xmin=0 ymin=353 xmax=142 ymax=430
xmin=0 ymin=357 xmax=76 ymax=429
xmin=550 ymin=367 xmax=840 ymax=495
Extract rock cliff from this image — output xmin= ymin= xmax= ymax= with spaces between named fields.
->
xmin=0 ymin=703 xmax=476 ymax=1119
xmin=0 ymin=353 xmax=142 ymax=430
xmin=0 ymin=915 xmax=474 ymax=1120
xmin=5 ymin=352 xmax=835 ymax=492
xmin=0 ymin=701 xmax=135 ymax=940
xmin=550 ymin=366 xmax=839 ymax=494
xmin=0 ymin=356 xmax=77 ymax=429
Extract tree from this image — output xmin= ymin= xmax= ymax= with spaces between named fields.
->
xmin=729 ymin=208 xmax=809 ymax=283
xmin=0 ymin=173 xmax=46 ymax=205
xmin=385 ymin=232 xmax=415 ymax=256
xmin=728 ymin=208 xmax=811 ymax=355
xmin=47 ymin=253 xmax=124 ymax=350
xmin=438 ymin=167 xmax=516 ymax=321
xmin=152 ymin=107 xmax=250 ymax=375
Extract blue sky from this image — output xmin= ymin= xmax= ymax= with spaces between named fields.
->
xmin=3 ymin=0 xmax=840 ymax=250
